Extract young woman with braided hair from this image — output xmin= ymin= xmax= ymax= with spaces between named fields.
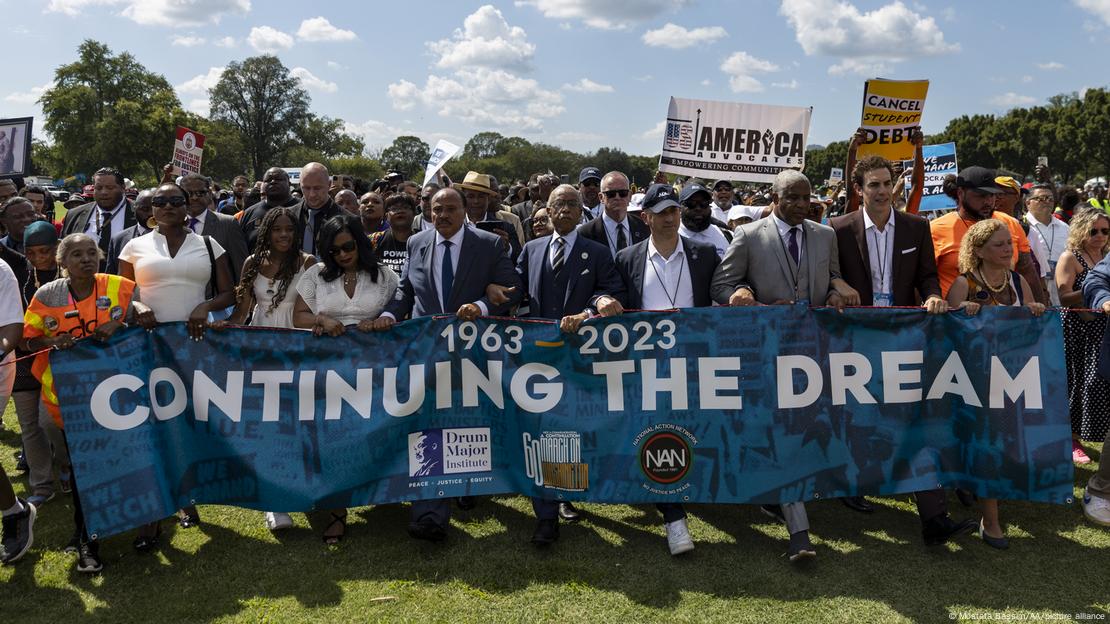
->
xmin=210 ymin=206 xmax=314 ymax=531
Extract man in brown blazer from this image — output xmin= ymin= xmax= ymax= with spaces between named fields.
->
xmin=828 ymin=154 xmax=977 ymax=546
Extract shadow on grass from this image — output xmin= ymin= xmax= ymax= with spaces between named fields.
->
xmin=3 ymin=453 xmax=1108 ymax=622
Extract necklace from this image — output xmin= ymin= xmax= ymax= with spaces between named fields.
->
xmin=976 ymin=268 xmax=1008 ymax=293
xmin=343 ymin=271 xmax=358 ymax=286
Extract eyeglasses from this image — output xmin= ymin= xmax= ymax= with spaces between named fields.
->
xmin=151 ymin=196 xmax=187 ymax=207
xmin=603 ymin=189 xmax=630 ymax=199
xmin=186 ymin=189 xmax=209 ymax=197
xmin=1028 ymin=196 xmax=1054 ymax=203
xmin=329 ymin=240 xmax=358 ymax=255
xmin=532 ymin=216 xmax=550 ymax=224
xmin=549 ymin=199 xmax=579 ymax=210
xmin=1090 ymin=228 xmax=1110 ymax=237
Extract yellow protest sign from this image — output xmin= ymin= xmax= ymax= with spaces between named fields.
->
xmin=857 ymin=78 xmax=929 ymax=161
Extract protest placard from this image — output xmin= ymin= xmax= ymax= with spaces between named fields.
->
xmin=829 ymin=167 xmax=844 ymax=184
xmin=858 ymin=79 xmax=929 ymax=161
xmin=658 ymin=97 xmax=812 ymax=183
xmin=170 ymin=126 xmax=205 ymax=176
xmin=423 ymin=139 xmax=461 ymax=187
xmin=0 ymin=116 xmax=32 ymax=177
xmin=902 ymin=142 xmax=958 ymax=212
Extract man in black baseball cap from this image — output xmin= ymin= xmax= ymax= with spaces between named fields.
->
xmin=579 ymin=167 xmax=602 ymax=220
xmin=678 ymin=182 xmax=731 ymax=257
xmin=710 ymin=179 xmax=735 ymax=224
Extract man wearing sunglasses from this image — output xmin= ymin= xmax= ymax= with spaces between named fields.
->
xmin=578 ymin=171 xmax=648 ymax=259
xmin=181 ymin=174 xmax=249 ymax=284
xmin=579 ymin=167 xmax=603 ymax=220
xmin=677 ymin=183 xmax=732 ymax=258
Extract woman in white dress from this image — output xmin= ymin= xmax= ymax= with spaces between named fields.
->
xmin=117 ymin=182 xmax=236 ymax=550
xmin=292 ymin=214 xmax=399 ymax=544
xmin=211 ymin=206 xmax=315 ymax=531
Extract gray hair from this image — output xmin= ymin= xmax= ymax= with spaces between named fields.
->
xmin=56 ymin=233 xmax=104 ymax=274
xmin=549 ymin=183 xmax=581 ymax=203
xmin=771 ymin=169 xmax=810 ymax=196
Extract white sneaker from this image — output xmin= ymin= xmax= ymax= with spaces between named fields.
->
xmin=1083 ymin=488 xmax=1110 ymax=527
xmin=665 ymin=518 xmax=695 ymax=555
xmin=265 ymin=512 xmax=294 ymax=531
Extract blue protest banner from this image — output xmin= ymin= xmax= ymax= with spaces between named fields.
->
xmin=903 ymin=141 xmax=958 ymax=212
xmin=51 ymin=306 xmax=1071 ymax=539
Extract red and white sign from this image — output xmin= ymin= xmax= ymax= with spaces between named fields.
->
xmin=171 ymin=126 xmax=205 ymax=176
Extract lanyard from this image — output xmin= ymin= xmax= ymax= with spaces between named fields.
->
xmin=65 ymin=279 xmax=101 ymax=331
xmin=868 ymin=225 xmax=891 ymax=293
xmin=647 ymin=249 xmax=686 ymax=308
xmin=1033 ymin=222 xmax=1057 ymax=259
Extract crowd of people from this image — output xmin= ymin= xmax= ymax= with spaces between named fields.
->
xmin=0 ymin=129 xmax=1108 ymax=574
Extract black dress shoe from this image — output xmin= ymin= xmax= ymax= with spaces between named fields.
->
xmin=455 ymin=496 xmax=477 ymax=511
xmin=922 ymin=515 xmax=978 ymax=546
xmin=840 ymin=496 xmax=875 ymax=513
xmin=558 ymin=502 xmax=581 ymax=522
xmin=407 ymin=519 xmax=447 ymax=542
xmin=530 ymin=519 xmax=559 ymax=546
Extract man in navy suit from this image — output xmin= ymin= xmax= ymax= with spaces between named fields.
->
xmin=106 ymin=190 xmax=153 ymax=275
xmin=613 ymin=183 xmax=720 ymax=556
xmin=578 ymin=171 xmax=649 ymax=259
xmin=515 ymin=184 xmax=625 ymax=545
xmin=374 ymin=187 xmax=523 ymax=542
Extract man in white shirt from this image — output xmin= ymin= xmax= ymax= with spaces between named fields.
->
xmin=1025 ymin=184 xmax=1069 ymax=306
xmin=710 ymin=179 xmax=736 ymax=224
xmin=677 ymin=183 xmax=731 ymax=258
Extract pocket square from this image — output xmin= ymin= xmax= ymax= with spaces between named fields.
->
xmin=581 ymin=268 xmax=590 ymax=275
xmin=901 ymin=247 xmax=917 ymax=254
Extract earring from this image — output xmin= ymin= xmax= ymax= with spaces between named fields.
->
xmin=147 ymin=217 xmax=157 ymax=229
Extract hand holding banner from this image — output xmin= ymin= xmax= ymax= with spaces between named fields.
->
xmin=423 ymin=139 xmax=461 ymax=187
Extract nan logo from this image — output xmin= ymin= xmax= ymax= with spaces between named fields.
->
xmin=638 ymin=429 xmax=693 ymax=485
xmin=408 ymin=428 xmax=492 ymax=478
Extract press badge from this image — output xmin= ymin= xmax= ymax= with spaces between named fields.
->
xmin=874 ymin=292 xmax=893 ymax=307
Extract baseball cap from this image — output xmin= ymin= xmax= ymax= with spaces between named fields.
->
xmin=642 ymin=183 xmax=681 ymax=213
xmin=727 ymin=204 xmax=763 ymax=222
xmin=679 ymin=183 xmax=712 ymax=205
xmin=956 ymin=167 xmax=1002 ymax=194
xmin=994 ymin=176 xmax=1021 ymax=195
xmin=579 ymin=167 xmax=601 ymax=183
xmin=628 ymin=192 xmax=645 ymax=212
xmin=713 ymin=179 xmax=734 ymax=191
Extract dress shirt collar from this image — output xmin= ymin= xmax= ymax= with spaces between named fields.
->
xmin=862 ymin=207 xmax=895 ymax=232
xmin=435 ymin=225 xmax=466 ymax=248
xmin=551 ymin=229 xmax=578 ymax=251
xmin=647 ymin=236 xmax=684 ymax=262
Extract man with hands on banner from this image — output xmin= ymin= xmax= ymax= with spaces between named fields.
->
xmin=373 ymin=186 xmax=522 ymax=542
xmin=512 ymin=183 xmax=624 ymax=543
xmin=612 ymin=183 xmax=720 ymax=556
xmin=844 ymin=126 xmax=925 ymax=215
xmin=710 ymin=169 xmax=858 ymax=562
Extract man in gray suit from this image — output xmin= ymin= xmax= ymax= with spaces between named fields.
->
xmin=374 ymin=186 xmax=523 ymax=542
xmin=711 ymin=169 xmax=860 ymax=563
xmin=181 ymin=174 xmax=249 ymax=283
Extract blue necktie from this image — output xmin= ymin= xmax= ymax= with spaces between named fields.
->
xmin=788 ymin=227 xmax=800 ymax=264
xmin=441 ymin=240 xmax=454 ymax=310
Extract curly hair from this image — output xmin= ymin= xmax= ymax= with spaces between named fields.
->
xmin=1066 ymin=208 xmax=1110 ymax=255
xmin=851 ymin=155 xmax=896 ymax=189
xmin=958 ymin=219 xmax=1007 ymax=274
xmin=235 ymin=207 xmax=302 ymax=315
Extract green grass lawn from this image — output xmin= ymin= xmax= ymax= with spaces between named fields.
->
xmin=2 ymin=401 xmax=1107 ymax=624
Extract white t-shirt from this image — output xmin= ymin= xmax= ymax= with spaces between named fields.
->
xmin=296 ymin=263 xmax=399 ymax=326
xmin=118 ymin=231 xmax=225 ymax=322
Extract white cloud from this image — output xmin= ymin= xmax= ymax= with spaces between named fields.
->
xmin=47 ymin=0 xmax=250 ymax=26
xmin=172 ymin=34 xmax=206 ymax=47
xmin=1076 ymin=0 xmax=1110 ymax=26
xmin=641 ymin=23 xmax=727 ymax=48
xmin=1021 ymin=75 xmax=1033 ymax=83
xmin=989 ymin=92 xmax=1037 ymax=109
xmin=388 ymin=68 xmax=564 ymax=132
xmin=700 ymin=79 xmax=712 ymax=86
xmin=185 ymin=98 xmax=210 ymax=115
xmin=772 ymin=79 xmax=800 ymax=89
xmin=327 ymin=61 xmax=346 ymax=70
xmin=641 ymin=120 xmax=666 ymax=141
xmin=4 ymin=82 xmax=52 ymax=105
xmin=562 ymin=78 xmax=614 ymax=93
xmin=428 ymin=5 xmax=535 ymax=71
xmin=296 ymin=16 xmax=357 ymax=42
xmin=780 ymin=0 xmax=958 ymax=64
xmin=1036 ymin=61 xmax=1065 ymax=70
xmin=720 ymin=51 xmax=780 ymax=92
xmin=248 ymin=26 xmax=294 ymax=52
xmin=291 ymin=67 xmax=338 ymax=94
xmin=176 ymin=67 xmax=225 ymax=94
xmin=214 ymin=36 xmax=236 ymax=47
xmin=515 ymin=0 xmax=691 ymax=30
xmin=827 ymin=58 xmax=890 ymax=76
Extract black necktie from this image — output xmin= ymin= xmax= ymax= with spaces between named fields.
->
xmin=552 ymin=237 xmax=565 ymax=276
xmin=788 ymin=227 xmax=800 ymax=264
xmin=616 ymin=223 xmax=628 ymax=251
xmin=98 ymin=209 xmax=113 ymax=252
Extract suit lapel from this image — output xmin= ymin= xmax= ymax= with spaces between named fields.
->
xmin=448 ymin=228 xmax=479 ymax=310
xmin=529 ymin=236 xmax=548 ymax=310
xmin=632 ymin=241 xmax=648 ymax=308
xmin=563 ymin=236 xmax=587 ymax=303
xmin=891 ymin=211 xmax=912 ymax=295
xmin=804 ymin=220 xmax=819 ymax=302
xmin=423 ymin=233 xmax=440 ymax=313
xmin=851 ymin=211 xmax=873 ymax=301
xmin=681 ymin=238 xmax=706 ymax=307
xmin=767 ymin=218 xmax=794 ymax=287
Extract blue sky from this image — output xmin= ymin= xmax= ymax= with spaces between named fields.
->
xmin=4 ymin=0 xmax=1108 ymax=157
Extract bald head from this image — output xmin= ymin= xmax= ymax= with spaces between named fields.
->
xmin=301 ymin=162 xmax=331 ymax=209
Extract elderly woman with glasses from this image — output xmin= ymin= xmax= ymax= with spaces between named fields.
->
xmin=1056 ymin=208 xmax=1110 ymax=465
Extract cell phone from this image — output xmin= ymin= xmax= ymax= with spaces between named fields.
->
xmin=476 ymin=220 xmax=511 ymax=236
xmin=1037 ymin=156 xmax=1049 ymax=167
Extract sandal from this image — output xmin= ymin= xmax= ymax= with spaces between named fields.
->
xmin=323 ymin=510 xmax=347 ymax=545
xmin=133 ymin=521 xmax=163 ymax=552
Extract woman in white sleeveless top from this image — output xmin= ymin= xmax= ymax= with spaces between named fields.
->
xmin=211 ymin=206 xmax=315 ymax=532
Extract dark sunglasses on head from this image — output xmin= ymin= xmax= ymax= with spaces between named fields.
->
xmin=151 ymin=196 xmax=187 ymax=207
xmin=603 ymin=189 xmax=630 ymax=199
xmin=1091 ymin=228 xmax=1110 ymax=237
xmin=329 ymin=240 xmax=358 ymax=255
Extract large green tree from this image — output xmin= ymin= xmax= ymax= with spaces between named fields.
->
xmin=381 ymin=136 xmax=430 ymax=179
xmin=39 ymin=39 xmax=187 ymax=182
xmin=209 ymin=55 xmax=310 ymax=180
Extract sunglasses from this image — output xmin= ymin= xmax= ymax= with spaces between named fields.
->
xmin=330 ymin=240 xmax=358 ymax=255
xmin=151 ymin=196 xmax=187 ymax=207
xmin=580 ymin=180 xmax=599 ymax=188
xmin=684 ymin=199 xmax=710 ymax=209
xmin=1028 ymin=196 xmax=1054 ymax=203
xmin=603 ymin=189 xmax=630 ymax=199
xmin=1091 ymin=228 xmax=1110 ymax=237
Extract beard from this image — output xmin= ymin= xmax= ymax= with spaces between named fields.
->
xmin=681 ymin=211 xmax=711 ymax=231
